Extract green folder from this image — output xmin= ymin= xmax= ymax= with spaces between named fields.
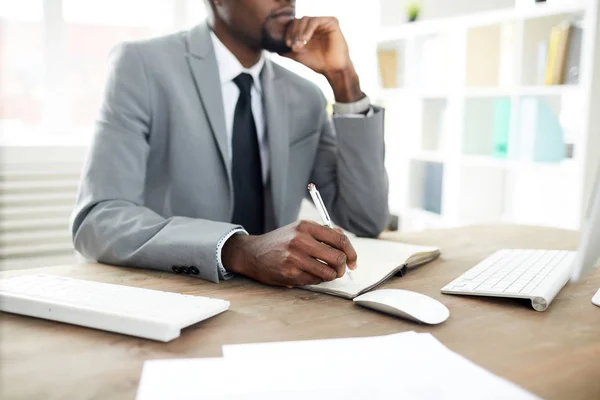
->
xmin=493 ymin=99 xmax=511 ymax=159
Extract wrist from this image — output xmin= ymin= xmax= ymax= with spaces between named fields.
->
xmin=222 ymin=234 xmax=250 ymax=275
xmin=324 ymin=65 xmax=364 ymax=103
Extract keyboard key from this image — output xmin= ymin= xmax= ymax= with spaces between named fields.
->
xmin=520 ymin=282 xmax=539 ymax=294
xmin=463 ymin=282 xmax=481 ymax=291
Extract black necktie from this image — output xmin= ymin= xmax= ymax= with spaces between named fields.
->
xmin=231 ymin=73 xmax=265 ymax=235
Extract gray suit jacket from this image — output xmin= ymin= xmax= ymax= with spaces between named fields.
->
xmin=71 ymin=23 xmax=389 ymax=283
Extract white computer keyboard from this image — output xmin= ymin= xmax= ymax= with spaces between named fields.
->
xmin=0 ymin=274 xmax=230 ymax=342
xmin=442 ymin=249 xmax=576 ymax=311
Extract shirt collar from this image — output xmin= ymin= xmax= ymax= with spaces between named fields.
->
xmin=209 ymin=30 xmax=265 ymax=94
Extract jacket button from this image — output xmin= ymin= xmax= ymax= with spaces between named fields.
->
xmin=190 ymin=266 xmax=199 ymax=275
xmin=172 ymin=266 xmax=181 ymax=274
xmin=181 ymin=266 xmax=190 ymax=274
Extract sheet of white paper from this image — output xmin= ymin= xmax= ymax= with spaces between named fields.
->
xmin=222 ymin=331 xmax=417 ymax=358
xmin=408 ymin=334 xmax=541 ymax=400
xmin=137 ymin=355 xmax=411 ymax=400
xmin=305 ymin=238 xmax=439 ymax=297
xmin=137 ymin=333 xmax=539 ymax=400
xmin=223 ymin=332 xmax=538 ymax=400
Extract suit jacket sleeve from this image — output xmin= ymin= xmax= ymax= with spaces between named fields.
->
xmin=70 ymin=43 xmax=240 ymax=283
xmin=309 ymin=100 xmax=389 ymax=238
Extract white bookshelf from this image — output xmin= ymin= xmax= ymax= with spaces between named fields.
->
xmin=376 ymin=0 xmax=600 ymax=231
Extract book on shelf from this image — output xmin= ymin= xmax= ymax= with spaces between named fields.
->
xmin=564 ymin=21 xmax=583 ymax=85
xmin=544 ymin=21 xmax=582 ymax=85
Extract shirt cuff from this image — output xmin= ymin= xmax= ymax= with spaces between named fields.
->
xmin=332 ymin=95 xmax=371 ymax=116
xmin=216 ymin=227 xmax=248 ymax=281
xmin=334 ymin=107 xmax=375 ymax=119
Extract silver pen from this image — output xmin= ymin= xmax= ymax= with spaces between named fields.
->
xmin=307 ymin=183 xmax=353 ymax=280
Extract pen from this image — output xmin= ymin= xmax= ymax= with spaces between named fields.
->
xmin=307 ymin=183 xmax=353 ymax=280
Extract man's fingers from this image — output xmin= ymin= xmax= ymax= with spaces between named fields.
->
xmin=297 ymin=255 xmax=338 ymax=282
xmin=285 ymin=19 xmax=302 ymax=48
xmin=294 ymin=17 xmax=311 ymax=41
xmin=292 ymin=235 xmax=347 ymax=278
xmin=286 ymin=17 xmax=319 ymax=52
xmin=304 ymin=223 xmax=358 ymax=270
xmin=297 ymin=17 xmax=321 ymax=46
xmin=291 ymin=17 xmax=315 ymax=51
xmin=295 ymin=270 xmax=323 ymax=286
xmin=279 ymin=268 xmax=323 ymax=287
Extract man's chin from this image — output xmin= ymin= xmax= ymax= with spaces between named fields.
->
xmin=261 ymin=32 xmax=292 ymax=54
xmin=260 ymin=22 xmax=292 ymax=54
xmin=262 ymin=39 xmax=292 ymax=55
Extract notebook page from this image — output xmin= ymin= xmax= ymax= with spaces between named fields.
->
xmin=303 ymin=238 xmax=439 ymax=298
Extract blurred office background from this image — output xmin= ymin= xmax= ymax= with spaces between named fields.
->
xmin=1 ymin=0 xmax=598 ymax=270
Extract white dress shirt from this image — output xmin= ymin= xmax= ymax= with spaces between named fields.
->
xmin=210 ymin=30 xmax=372 ymax=279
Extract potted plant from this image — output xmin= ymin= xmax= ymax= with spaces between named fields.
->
xmin=406 ymin=2 xmax=421 ymax=22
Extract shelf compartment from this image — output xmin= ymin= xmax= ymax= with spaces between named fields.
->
xmin=377 ymin=41 xmax=405 ymax=89
xmin=421 ymin=99 xmax=449 ymax=152
xmin=458 ymin=165 xmax=506 ymax=225
xmin=511 ymin=94 xmax=578 ymax=162
xmin=521 ymin=13 xmax=584 ymax=86
xmin=466 ymin=23 xmax=516 ymax=88
xmin=462 ymin=97 xmax=512 ymax=159
xmin=412 ymin=34 xmax=455 ymax=92
xmin=409 ymin=160 xmax=444 ymax=215
xmin=382 ymin=95 xmax=422 ymax=152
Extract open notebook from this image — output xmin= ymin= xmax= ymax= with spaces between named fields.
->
xmin=301 ymin=238 xmax=440 ymax=299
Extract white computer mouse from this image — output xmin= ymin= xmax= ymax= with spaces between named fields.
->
xmin=593 ymin=289 xmax=600 ymax=308
xmin=353 ymin=289 xmax=449 ymax=325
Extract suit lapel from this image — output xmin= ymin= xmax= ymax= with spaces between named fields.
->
xmin=262 ymin=60 xmax=289 ymax=227
xmin=186 ymin=24 xmax=231 ymax=187
xmin=186 ymin=24 xmax=290 ymax=227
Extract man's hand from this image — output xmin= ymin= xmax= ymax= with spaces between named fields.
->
xmin=282 ymin=17 xmax=363 ymax=103
xmin=222 ymin=221 xmax=358 ymax=287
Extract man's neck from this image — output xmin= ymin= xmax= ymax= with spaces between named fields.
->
xmin=210 ymin=23 xmax=262 ymax=69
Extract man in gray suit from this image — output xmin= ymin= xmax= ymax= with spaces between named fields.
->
xmin=71 ymin=0 xmax=389 ymax=287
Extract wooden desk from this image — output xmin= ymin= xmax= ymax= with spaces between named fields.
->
xmin=1 ymin=225 xmax=599 ymax=400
